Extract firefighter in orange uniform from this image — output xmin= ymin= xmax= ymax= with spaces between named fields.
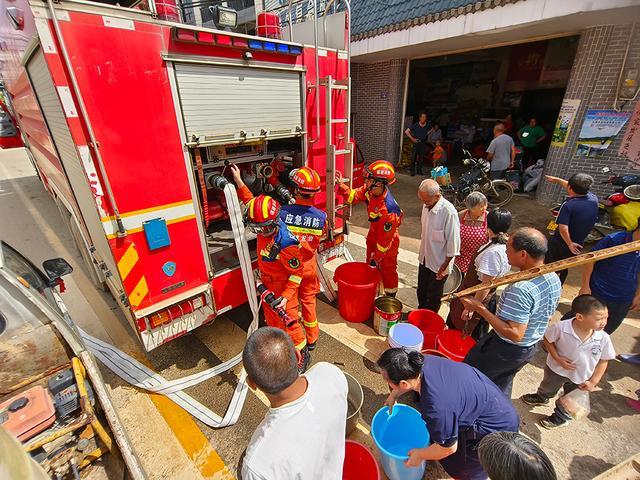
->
xmin=281 ymin=166 xmax=327 ymax=351
xmin=230 ymin=165 xmax=310 ymax=369
xmin=336 ymin=160 xmax=403 ymax=296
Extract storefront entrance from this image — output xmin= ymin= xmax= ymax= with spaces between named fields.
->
xmin=402 ymin=36 xmax=579 ymax=172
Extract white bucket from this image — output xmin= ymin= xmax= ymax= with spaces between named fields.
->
xmin=388 ymin=323 xmax=424 ymax=352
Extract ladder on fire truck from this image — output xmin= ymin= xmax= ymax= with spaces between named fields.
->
xmin=282 ymin=0 xmax=355 ymax=301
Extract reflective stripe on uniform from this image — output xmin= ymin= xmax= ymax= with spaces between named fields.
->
xmin=376 ymin=243 xmax=389 ymax=253
xmin=347 ymin=189 xmax=356 ymax=204
xmin=289 ymin=275 xmax=302 ymax=284
xmin=287 ymin=225 xmax=323 ymax=236
xmin=303 ymin=319 xmax=318 ymax=328
xmin=295 ymin=338 xmax=307 ymax=350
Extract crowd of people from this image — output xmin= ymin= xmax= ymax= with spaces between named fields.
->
xmin=231 ymin=152 xmax=635 ymax=479
xmin=404 ymin=110 xmax=549 ymax=175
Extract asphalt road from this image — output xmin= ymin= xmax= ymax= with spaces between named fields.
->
xmin=1 ymin=148 xmax=639 ymax=480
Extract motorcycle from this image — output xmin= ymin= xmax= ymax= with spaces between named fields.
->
xmin=548 ymin=166 xmax=640 ymax=242
xmin=441 ymin=150 xmax=514 ymax=208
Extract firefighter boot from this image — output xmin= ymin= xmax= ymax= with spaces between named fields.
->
xmin=297 ymin=346 xmax=311 ymax=374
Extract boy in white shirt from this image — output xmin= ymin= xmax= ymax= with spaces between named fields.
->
xmin=521 ymin=295 xmax=615 ymax=429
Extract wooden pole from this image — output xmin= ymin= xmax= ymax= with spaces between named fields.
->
xmin=442 ymin=239 xmax=640 ymax=302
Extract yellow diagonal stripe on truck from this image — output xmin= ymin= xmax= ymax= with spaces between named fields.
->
xmin=117 ymin=243 xmax=139 ymax=281
xmin=129 ymin=276 xmax=149 ymax=308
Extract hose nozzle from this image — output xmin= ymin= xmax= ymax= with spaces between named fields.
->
xmin=205 ymin=174 xmax=230 ymax=190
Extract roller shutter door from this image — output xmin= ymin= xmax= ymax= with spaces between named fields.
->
xmin=174 ymin=63 xmax=303 ymax=143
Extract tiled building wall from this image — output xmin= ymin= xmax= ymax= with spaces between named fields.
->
xmin=351 ymin=59 xmax=407 ymax=164
xmin=537 ymin=23 xmax=640 ymax=205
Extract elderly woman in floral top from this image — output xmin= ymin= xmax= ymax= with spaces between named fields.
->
xmin=454 ymin=192 xmax=488 ymax=275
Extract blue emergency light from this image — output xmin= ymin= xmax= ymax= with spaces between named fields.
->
xmin=248 ymin=39 xmax=263 ymax=50
xmin=263 ymin=41 xmax=276 ymax=52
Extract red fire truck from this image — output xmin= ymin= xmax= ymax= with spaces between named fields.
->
xmin=0 ymin=0 xmax=360 ymax=350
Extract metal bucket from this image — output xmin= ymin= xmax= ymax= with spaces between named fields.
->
xmin=443 ymin=263 xmax=463 ymax=295
xmin=344 ymin=372 xmax=364 ymax=436
xmin=373 ymin=296 xmax=403 ymax=336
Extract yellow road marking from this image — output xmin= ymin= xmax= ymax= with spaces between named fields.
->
xmin=117 ymin=243 xmax=139 ymax=281
xmin=149 ymin=394 xmax=233 ymax=479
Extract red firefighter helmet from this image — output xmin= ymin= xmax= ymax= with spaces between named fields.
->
xmin=290 ymin=166 xmax=321 ymax=194
xmin=366 ymin=160 xmax=396 ymax=185
xmin=245 ymin=195 xmax=281 ymax=235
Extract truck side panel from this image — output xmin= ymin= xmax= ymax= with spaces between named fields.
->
xmin=25 ymin=48 xmax=122 ymax=296
xmin=52 ymin=11 xmax=209 ymax=310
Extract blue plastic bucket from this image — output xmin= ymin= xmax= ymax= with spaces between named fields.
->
xmin=388 ymin=323 xmax=424 ymax=352
xmin=371 ymin=405 xmax=430 ymax=480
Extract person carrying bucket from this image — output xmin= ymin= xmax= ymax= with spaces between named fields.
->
xmin=231 ymin=165 xmax=311 ymax=372
xmin=336 ymin=160 xmax=403 ymax=296
xmin=281 ymin=166 xmax=327 ymax=351
xmin=376 ymin=348 xmax=519 ymax=480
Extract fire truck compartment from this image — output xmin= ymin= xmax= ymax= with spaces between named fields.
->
xmin=207 ymin=221 xmax=257 ymax=274
xmin=173 ymin=62 xmax=304 ymax=144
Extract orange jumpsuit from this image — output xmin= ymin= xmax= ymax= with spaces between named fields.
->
xmin=237 ymin=186 xmax=308 ymax=350
xmin=338 ymin=184 xmax=403 ymax=294
xmin=281 ymin=199 xmax=327 ymax=345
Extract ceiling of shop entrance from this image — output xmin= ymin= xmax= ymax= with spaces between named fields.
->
xmin=351 ymin=1 xmax=640 ymax=63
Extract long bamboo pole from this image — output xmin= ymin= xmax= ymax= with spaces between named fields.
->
xmin=442 ymin=239 xmax=640 ymax=302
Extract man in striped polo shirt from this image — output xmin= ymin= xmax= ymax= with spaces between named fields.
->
xmin=459 ymin=228 xmax=562 ymax=396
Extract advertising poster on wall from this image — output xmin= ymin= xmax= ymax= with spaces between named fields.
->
xmin=619 ymin=102 xmax=640 ymax=168
xmin=551 ymin=99 xmax=580 ymax=147
xmin=575 ymin=110 xmax=631 ymax=157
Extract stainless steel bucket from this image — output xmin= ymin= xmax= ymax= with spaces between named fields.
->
xmin=443 ymin=263 xmax=463 ymax=295
xmin=344 ymin=372 xmax=364 ymax=436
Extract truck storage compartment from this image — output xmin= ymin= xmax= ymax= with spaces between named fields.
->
xmin=188 ymin=140 xmax=304 ymax=276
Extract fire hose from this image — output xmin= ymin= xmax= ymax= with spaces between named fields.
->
xmin=67 ymin=182 xmax=262 ymax=429
xmin=256 ymin=280 xmax=297 ymax=328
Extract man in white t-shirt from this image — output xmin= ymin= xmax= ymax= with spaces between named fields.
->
xmin=242 ymin=327 xmax=348 ymax=480
xmin=521 ymin=295 xmax=615 ymax=429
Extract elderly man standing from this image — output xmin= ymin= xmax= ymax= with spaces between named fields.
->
xmin=242 ymin=327 xmax=348 ymax=480
xmin=460 ymin=228 xmax=562 ymax=396
xmin=486 ymin=123 xmax=515 ymax=180
xmin=417 ymin=179 xmax=460 ymax=312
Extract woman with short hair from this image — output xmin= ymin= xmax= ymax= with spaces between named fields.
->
xmin=448 ymin=208 xmax=512 ymax=339
xmin=377 ymin=348 xmax=519 ymax=480
xmin=455 ymin=192 xmax=489 ymax=274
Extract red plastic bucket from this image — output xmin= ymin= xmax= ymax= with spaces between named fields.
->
xmin=407 ymin=310 xmax=445 ymax=350
xmin=436 ymin=329 xmax=476 ymax=362
xmin=343 ymin=440 xmax=380 ymax=480
xmin=257 ymin=12 xmax=282 ymax=39
xmin=334 ymin=262 xmax=380 ymax=323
